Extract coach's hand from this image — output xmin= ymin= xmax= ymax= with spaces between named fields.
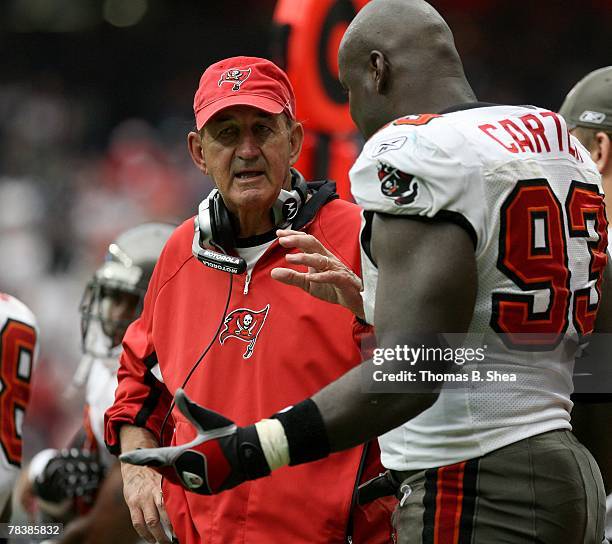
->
xmin=120 ymin=389 xmax=270 ymax=495
xmin=271 ymin=229 xmax=365 ymax=319
xmin=121 ymin=456 xmax=172 ymax=544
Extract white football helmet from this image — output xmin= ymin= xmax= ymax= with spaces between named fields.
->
xmin=79 ymin=222 xmax=175 ymax=359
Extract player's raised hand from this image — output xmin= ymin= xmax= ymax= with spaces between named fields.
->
xmin=120 ymin=389 xmax=270 ymax=496
xmin=271 ymin=229 xmax=365 ymax=319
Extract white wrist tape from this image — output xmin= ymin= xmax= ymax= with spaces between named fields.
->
xmin=254 ymin=418 xmax=290 ymax=471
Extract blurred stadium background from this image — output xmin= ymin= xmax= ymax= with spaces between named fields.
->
xmin=0 ymin=0 xmax=610 ymax=456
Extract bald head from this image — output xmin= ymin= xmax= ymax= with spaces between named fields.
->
xmin=341 ymin=0 xmax=449 ymax=55
xmin=338 ymin=0 xmax=475 ymax=137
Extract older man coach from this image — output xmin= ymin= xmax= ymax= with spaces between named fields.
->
xmin=105 ymin=57 xmax=393 ymax=544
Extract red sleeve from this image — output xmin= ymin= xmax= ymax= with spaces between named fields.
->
xmin=352 ymin=316 xmax=375 ymax=358
xmin=104 ymin=259 xmax=173 ymax=456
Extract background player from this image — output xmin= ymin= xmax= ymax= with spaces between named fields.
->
xmin=559 ymin=65 xmax=612 ymax=542
xmin=560 ymin=66 xmax=612 ymax=241
xmin=122 ymin=1 xmax=611 ymax=542
xmin=0 ymin=293 xmax=38 ymax=524
xmin=21 ymin=223 xmax=174 ymax=543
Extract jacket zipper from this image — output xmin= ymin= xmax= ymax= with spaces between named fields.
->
xmin=239 ymin=214 xmax=321 ymax=297
xmin=240 ymin=238 xmax=281 ymax=296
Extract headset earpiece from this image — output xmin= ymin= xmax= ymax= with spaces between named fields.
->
xmin=271 ymin=169 xmax=308 ymax=226
xmin=210 ymin=192 xmax=235 ymax=250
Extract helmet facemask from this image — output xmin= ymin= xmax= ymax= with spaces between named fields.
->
xmin=79 ymin=261 xmax=145 ymax=358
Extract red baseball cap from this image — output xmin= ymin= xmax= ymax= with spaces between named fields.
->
xmin=193 ymin=56 xmax=296 ymax=130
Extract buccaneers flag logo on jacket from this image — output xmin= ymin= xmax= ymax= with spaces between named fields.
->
xmin=219 ymin=305 xmax=270 ymax=359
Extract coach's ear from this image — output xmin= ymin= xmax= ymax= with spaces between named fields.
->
xmin=188 ymin=131 xmax=208 ymax=175
xmin=288 ymin=121 xmax=304 ymax=167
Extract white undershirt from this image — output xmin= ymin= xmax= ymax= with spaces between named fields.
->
xmin=236 ymin=239 xmax=276 ymax=273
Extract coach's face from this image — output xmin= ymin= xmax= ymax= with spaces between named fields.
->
xmin=188 ymin=105 xmax=303 ymax=235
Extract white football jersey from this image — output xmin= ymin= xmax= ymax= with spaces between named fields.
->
xmin=0 ymin=293 xmax=38 ymax=513
xmin=83 ymin=326 xmax=120 ymax=468
xmin=351 ymin=105 xmax=607 ymax=470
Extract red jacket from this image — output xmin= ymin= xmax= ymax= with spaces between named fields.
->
xmin=105 ymin=184 xmax=394 ymax=543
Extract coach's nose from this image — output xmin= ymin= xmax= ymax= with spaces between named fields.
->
xmin=236 ymin=131 xmax=261 ymax=161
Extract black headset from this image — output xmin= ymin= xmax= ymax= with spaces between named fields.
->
xmin=191 ymin=168 xmax=308 ymax=274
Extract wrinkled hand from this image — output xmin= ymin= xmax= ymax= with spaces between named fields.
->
xmin=120 ymin=463 xmax=171 ymax=544
xmin=120 ymin=389 xmax=270 ymax=496
xmin=271 ymin=229 xmax=365 ymax=319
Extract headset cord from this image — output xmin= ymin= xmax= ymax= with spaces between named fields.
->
xmin=158 ymin=270 xmax=234 ymax=446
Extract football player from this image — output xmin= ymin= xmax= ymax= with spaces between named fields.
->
xmin=120 ymin=1 xmax=611 ymax=542
xmin=560 ymin=66 xmax=612 ymax=232
xmin=559 ymin=65 xmax=612 ymax=542
xmin=0 ymin=293 xmax=38 ymax=523
xmin=23 ymin=223 xmax=174 ymax=543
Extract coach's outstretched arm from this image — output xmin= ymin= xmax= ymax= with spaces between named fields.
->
xmin=120 ymin=214 xmax=476 ymax=492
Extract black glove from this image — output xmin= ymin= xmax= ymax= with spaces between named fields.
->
xmin=33 ymin=448 xmax=105 ymax=503
xmin=120 ymin=389 xmax=270 ymax=495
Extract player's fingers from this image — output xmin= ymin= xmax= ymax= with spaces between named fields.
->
xmin=270 ymin=267 xmax=309 ymax=290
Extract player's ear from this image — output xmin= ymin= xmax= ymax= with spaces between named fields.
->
xmin=187 ymin=131 xmax=208 ymax=174
xmin=370 ymin=50 xmax=389 ymax=94
xmin=592 ymin=132 xmax=611 ymax=175
xmin=288 ymin=120 xmax=304 ymax=166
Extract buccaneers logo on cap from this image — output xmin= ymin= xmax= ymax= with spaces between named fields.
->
xmin=377 ymin=162 xmax=419 ymax=206
xmin=218 ymin=68 xmax=252 ymax=91
xmin=219 ymin=304 xmax=269 ymax=359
